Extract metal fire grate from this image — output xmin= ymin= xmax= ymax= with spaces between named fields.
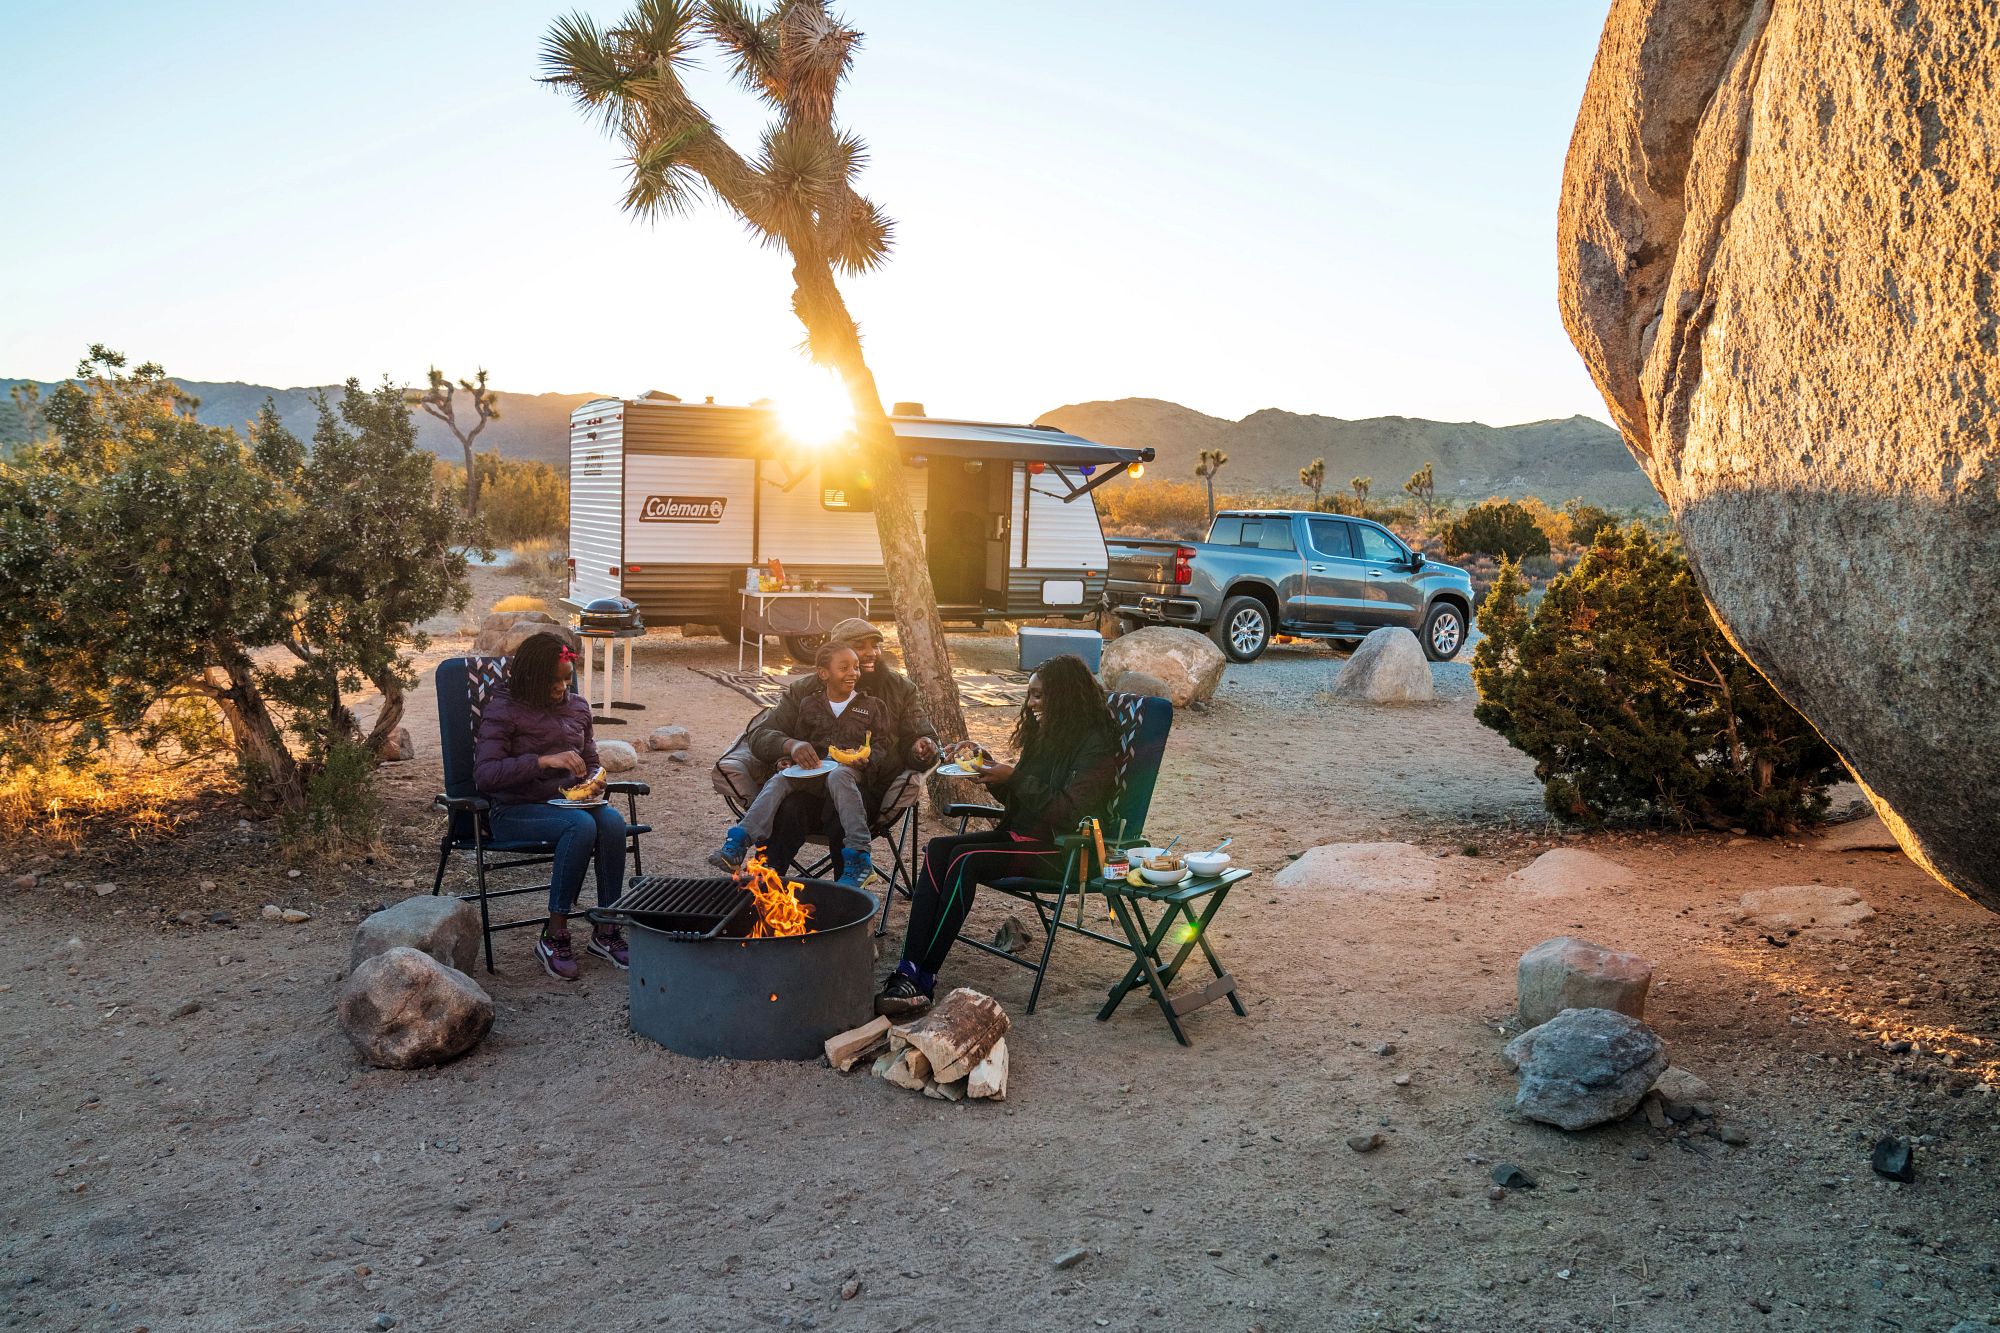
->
xmin=591 ymin=875 xmax=753 ymax=939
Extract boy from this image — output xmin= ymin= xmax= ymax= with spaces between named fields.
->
xmin=711 ymin=642 xmax=896 ymax=888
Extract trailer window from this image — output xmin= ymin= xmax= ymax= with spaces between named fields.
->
xmin=820 ymin=457 xmax=874 ymax=512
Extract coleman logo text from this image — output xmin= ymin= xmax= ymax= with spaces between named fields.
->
xmin=639 ymin=495 xmax=727 ymax=523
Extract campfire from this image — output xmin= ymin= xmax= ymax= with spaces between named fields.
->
xmin=736 ymin=852 xmax=813 ymax=938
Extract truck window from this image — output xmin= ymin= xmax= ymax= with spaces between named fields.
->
xmin=1306 ymin=517 xmax=1352 ymax=558
xmin=1209 ymin=516 xmax=1245 ymax=545
xmin=1353 ymin=523 xmax=1403 ymax=563
xmin=1254 ymin=520 xmax=1296 ymax=551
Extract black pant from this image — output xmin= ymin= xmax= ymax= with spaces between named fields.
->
xmin=902 ymin=830 xmax=1063 ymax=976
xmin=763 ymin=790 xmax=842 ymax=877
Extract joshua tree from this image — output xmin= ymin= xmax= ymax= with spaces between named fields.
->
xmin=1195 ymin=448 xmax=1229 ymax=521
xmin=1350 ymin=475 xmax=1371 ymax=507
xmin=1403 ymin=462 xmax=1436 ymax=526
xmin=409 ymin=368 xmax=502 ymax=518
xmin=540 ymin=0 xmax=968 ymax=752
xmin=1300 ymin=457 xmax=1325 ymax=509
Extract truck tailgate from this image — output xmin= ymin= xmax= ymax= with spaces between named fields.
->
xmin=1106 ymin=539 xmax=1184 ymax=590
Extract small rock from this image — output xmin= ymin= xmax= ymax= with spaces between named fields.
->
xmin=1630 ymin=1148 xmax=1650 ymax=1161
xmin=1053 ymin=1247 xmax=1090 ymax=1271
xmin=287 ymin=869 xmax=302 ymax=879
xmin=486 ymin=1218 xmax=507 ymax=1233
xmin=1871 ymin=1135 xmax=1915 ymax=1182
xmin=207 ymin=911 xmax=233 ymax=926
xmin=351 ymin=896 xmax=483 ymax=973
xmin=1372 ymin=1042 xmax=1397 ymax=1056
xmin=280 ymin=908 xmax=311 ymax=924
xmin=839 ymin=1279 xmax=860 ymax=1300
xmin=261 ymin=904 xmax=284 ymax=920
xmin=172 ymin=1000 xmax=201 ymax=1019
xmin=93 ymin=882 xmax=118 ymax=897
xmin=1392 ymin=1074 xmax=1412 ymax=1087
xmin=1717 ymin=1123 xmax=1750 ymax=1147
xmin=371 ymin=1317 xmax=397 ymax=1331
xmin=1651 ymin=1066 xmax=1714 ymax=1120
xmin=645 ymin=725 xmax=692 ymax=753
xmin=10 ymin=874 xmax=37 ymax=892
xmin=378 ymin=727 xmax=416 ymax=763
xmin=173 ymin=910 xmax=204 ymax=927
xmin=1487 ymin=1186 xmax=1507 ymax=1202
xmin=1346 ymin=1132 xmax=1385 ymax=1153
xmin=1491 ymin=1163 xmax=1536 ymax=1189
xmin=199 ymin=879 xmax=218 ymax=891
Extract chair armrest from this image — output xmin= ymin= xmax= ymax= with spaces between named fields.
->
xmin=607 ymin=780 xmax=651 ymax=796
xmin=944 ymin=802 xmax=1005 ymax=822
xmin=433 ymin=794 xmax=490 ymax=813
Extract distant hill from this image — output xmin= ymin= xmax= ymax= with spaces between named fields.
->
xmin=1035 ymin=398 xmax=1661 ymax=510
xmin=0 ymin=377 xmax=600 ymax=469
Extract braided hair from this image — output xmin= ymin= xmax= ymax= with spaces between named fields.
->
xmin=508 ymin=632 xmax=571 ymax=712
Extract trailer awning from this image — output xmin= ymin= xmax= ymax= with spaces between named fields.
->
xmin=888 ymin=418 xmax=1155 ymax=468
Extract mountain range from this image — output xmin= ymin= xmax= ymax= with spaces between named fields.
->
xmin=3 ymin=378 xmax=1657 ymax=510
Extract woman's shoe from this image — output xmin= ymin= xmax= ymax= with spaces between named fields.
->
xmin=874 ymin=974 xmax=931 ymax=1017
xmin=586 ymin=925 xmax=630 ymax=970
xmin=536 ymin=927 xmax=580 ymax=981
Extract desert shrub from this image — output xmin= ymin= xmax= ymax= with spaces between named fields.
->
xmin=434 ymin=454 xmax=568 ymax=545
xmin=492 ymin=594 xmax=550 ymax=613
xmin=1562 ymin=500 xmax=1619 ymax=546
xmin=502 ymin=536 xmax=569 ymax=604
xmin=1443 ymin=499 xmax=1551 ymax=560
xmin=279 ymin=738 xmax=380 ymax=860
xmin=1472 ymin=527 xmax=1838 ymax=833
xmin=1519 ymin=553 xmax=1558 ymax=581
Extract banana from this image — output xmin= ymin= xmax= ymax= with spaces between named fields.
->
xmin=560 ymin=767 xmax=606 ymax=801
xmin=1125 ymin=868 xmax=1147 ymax=888
xmin=828 ymin=731 xmax=872 ymax=766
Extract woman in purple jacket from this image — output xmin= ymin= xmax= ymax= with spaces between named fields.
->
xmin=473 ymin=632 xmax=628 ymax=980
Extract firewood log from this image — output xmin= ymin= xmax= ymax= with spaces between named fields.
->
xmin=892 ymin=988 xmax=1009 ymax=1084
xmin=882 ymin=1047 xmax=929 ymax=1090
xmin=823 ymin=1016 xmax=891 ymax=1071
xmin=967 ymin=1037 xmax=1009 ymax=1100
xmin=923 ymin=1078 xmax=966 ymax=1102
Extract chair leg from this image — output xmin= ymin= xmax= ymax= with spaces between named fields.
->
xmin=626 ymin=794 xmax=644 ymax=875
xmin=430 ymin=836 xmax=453 ymax=895
xmin=1024 ymin=850 xmax=1079 ymax=1015
xmin=472 ymin=828 xmax=496 ymax=975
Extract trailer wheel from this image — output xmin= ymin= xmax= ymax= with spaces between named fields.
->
xmin=783 ymin=633 xmax=829 ymax=665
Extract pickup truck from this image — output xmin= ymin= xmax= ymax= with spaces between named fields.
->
xmin=1105 ymin=510 xmax=1476 ymax=663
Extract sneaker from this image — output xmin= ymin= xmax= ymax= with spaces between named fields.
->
xmin=535 ymin=927 xmax=580 ymax=981
xmin=709 ymin=826 xmax=750 ymax=872
xmin=874 ymin=974 xmax=931 ymax=1018
xmin=835 ymin=853 xmax=877 ymax=891
xmin=585 ymin=925 xmax=629 ymax=970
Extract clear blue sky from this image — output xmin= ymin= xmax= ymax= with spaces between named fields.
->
xmin=1 ymin=1 xmax=1614 ymax=428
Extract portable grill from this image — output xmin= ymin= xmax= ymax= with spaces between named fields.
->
xmin=579 ymin=596 xmax=643 ymax=632
xmin=589 ymin=875 xmax=751 ymax=939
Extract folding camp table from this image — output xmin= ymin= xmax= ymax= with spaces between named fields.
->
xmin=735 ymin=589 xmax=872 ymax=673
xmin=1095 ymin=866 xmax=1250 ymax=1045
xmin=575 ymin=624 xmax=646 ymax=724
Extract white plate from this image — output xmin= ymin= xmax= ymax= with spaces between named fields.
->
xmin=780 ymin=760 xmax=840 ymax=779
xmin=549 ymin=797 xmax=608 ymax=808
xmin=935 ymin=763 xmax=984 ymax=778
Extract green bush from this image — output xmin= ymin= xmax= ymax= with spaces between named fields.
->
xmin=435 ymin=453 xmax=568 ymax=545
xmin=1562 ymin=500 xmax=1620 ymax=546
xmin=1471 ymin=528 xmax=1838 ymax=834
xmin=1443 ymin=499 xmax=1551 ymax=560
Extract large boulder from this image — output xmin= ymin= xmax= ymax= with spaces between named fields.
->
xmin=1517 ymin=936 xmax=1652 ymax=1028
xmin=645 ymin=725 xmax=691 ymax=753
xmin=337 ymin=947 xmax=494 ymax=1069
xmin=349 ymin=895 xmax=483 ymax=973
xmin=473 ymin=610 xmax=574 ymax=657
xmin=1271 ymin=842 xmax=1443 ymax=895
xmin=1326 ymin=627 xmax=1434 ymax=704
xmin=1504 ymin=848 xmax=1636 ymax=896
xmin=1503 ymin=1007 xmax=1668 ymax=1132
xmin=1559 ymin=1 xmax=2000 ymax=911
xmin=1098 ymin=627 xmax=1226 ymax=709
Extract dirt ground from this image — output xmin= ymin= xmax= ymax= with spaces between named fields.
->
xmin=4 ymin=595 xmax=1998 ymax=1333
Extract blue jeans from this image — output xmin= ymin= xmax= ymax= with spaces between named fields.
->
xmin=487 ymin=802 xmax=628 ymax=916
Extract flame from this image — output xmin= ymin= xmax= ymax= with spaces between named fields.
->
xmin=738 ymin=852 xmax=813 ymax=938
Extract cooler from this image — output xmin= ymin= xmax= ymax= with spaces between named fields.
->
xmin=1017 ymin=626 xmax=1104 ymax=672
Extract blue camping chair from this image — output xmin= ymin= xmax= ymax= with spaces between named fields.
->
xmin=944 ymin=692 xmax=1177 ymax=1013
xmin=429 ymin=656 xmax=652 ymax=972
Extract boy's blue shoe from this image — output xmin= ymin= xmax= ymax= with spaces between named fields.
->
xmin=835 ymin=852 xmax=877 ymax=890
xmin=709 ymin=826 xmax=750 ymax=872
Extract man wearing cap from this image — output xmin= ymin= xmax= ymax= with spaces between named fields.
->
xmin=753 ymin=617 xmax=940 ymax=879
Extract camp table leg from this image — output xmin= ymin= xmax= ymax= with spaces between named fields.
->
xmin=1149 ymin=887 xmax=1247 ymax=1018
xmin=1100 ymin=889 xmax=1190 ymax=1045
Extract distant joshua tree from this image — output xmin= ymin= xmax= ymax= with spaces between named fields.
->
xmin=1350 ymin=475 xmax=1372 ymax=507
xmin=1196 ymin=448 xmax=1230 ymax=521
xmin=1300 ymin=457 xmax=1325 ymax=509
xmin=408 ymin=368 xmax=502 ymax=518
xmin=1404 ymin=462 xmax=1437 ymax=526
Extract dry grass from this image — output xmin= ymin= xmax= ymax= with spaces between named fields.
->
xmin=491 ymin=594 xmax=550 ymax=614
xmin=0 ymin=752 xmax=218 ymax=853
xmin=501 ymin=537 xmax=568 ymax=606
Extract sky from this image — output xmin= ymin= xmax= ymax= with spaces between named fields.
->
xmin=1 ymin=1 xmax=1615 ymax=429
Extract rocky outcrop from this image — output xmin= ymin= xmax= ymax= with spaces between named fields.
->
xmin=1326 ymin=628 xmax=1434 ymax=704
xmin=1559 ymin=0 xmax=2000 ymax=911
xmin=1098 ymin=627 xmax=1226 ymax=709
xmin=337 ymin=947 xmax=494 ymax=1069
xmin=350 ymin=896 xmax=484 ymax=973
xmin=1503 ymin=1007 xmax=1668 ymax=1131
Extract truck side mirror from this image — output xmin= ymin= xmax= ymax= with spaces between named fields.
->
xmin=1409 ymin=551 xmax=1426 ymax=571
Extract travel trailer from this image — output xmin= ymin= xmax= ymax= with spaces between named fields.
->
xmin=563 ymin=395 xmax=1153 ymax=657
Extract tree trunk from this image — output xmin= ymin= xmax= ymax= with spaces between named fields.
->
xmin=789 ymin=258 xmax=971 ymax=794
xmin=460 ymin=436 xmax=481 ymax=519
xmin=210 ymin=649 xmax=305 ymax=812
xmin=362 ymin=667 xmax=407 ymax=761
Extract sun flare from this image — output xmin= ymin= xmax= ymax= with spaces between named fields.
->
xmin=772 ymin=372 xmax=856 ymax=448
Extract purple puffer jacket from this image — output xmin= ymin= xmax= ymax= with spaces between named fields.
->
xmin=473 ymin=687 xmax=601 ymax=806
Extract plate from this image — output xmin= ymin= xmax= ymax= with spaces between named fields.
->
xmin=550 ymin=797 xmax=608 ymax=808
xmin=780 ymin=760 xmax=840 ymax=779
xmin=935 ymin=763 xmax=986 ymax=778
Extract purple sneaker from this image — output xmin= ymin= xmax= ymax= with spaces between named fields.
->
xmin=535 ymin=927 xmax=580 ymax=981
xmin=586 ymin=925 xmax=629 ymax=970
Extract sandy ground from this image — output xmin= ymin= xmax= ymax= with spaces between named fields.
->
xmin=4 ymin=599 xmax=1999 ymax=1333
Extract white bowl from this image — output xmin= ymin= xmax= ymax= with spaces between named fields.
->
xmin=1138 ymin=864 xmax=1189 ymax=886
xmin=1124 ymin=846 xmax=1165 ymax=865
xmin=1183 ymin=852 xmax=1232 ymax=877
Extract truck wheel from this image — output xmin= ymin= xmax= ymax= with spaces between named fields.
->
xmin=1213 ymin=596 xmax=1272 ymax=662
xmin=1422 ymin=603 xmax=1466 ymax=661
xmin=783 ymin=633 xmax=829 ymax=664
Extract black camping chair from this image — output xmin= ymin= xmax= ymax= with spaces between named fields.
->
xmin=430 ymin=656 xmax=651 ymax=972
xmin=712 ymin=706 xmax=925 ymax=935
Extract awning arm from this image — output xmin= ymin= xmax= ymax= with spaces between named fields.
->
xmin=1058 ymin=461 xmax=1134 ymax=504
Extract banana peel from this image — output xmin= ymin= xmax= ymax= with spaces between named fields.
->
xmin=828 ymin=731 xmax=872 ymax=766
xmin=560 ymin=767 xmax=607 ymax=801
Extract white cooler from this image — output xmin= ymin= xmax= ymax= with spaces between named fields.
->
xmin=1017 ymin=626 xmax=1104 ymax=672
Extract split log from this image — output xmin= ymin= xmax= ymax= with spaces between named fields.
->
xmin=882 ymin=1047 xmax=929 ymax=1090
xmin=891 ymin=988 xmax=1009 ymax=1084
xmin=824 ymin=1016 xmax=892 ymax=1072
xmin=967 ymin=1038 xmax=1009 ymax=1101
xmin=869 ymin=1050 xmax=897 ymax=1079
xmin=923 ymin=1078 xmax=966 ymax=1102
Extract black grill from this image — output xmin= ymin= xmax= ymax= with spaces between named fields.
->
xmin=591 ymin=875 xmax=751 ymax=938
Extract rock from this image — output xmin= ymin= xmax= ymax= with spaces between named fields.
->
xmin=336 ymin=947 xmax=494 ymax=1070
xmin=1715 ymin=1123 xmax=1750 ymax=1147
xmin=1650 ymin=1066 xmax=1714 ymax=1120
xmin=1098 ymin=627 xmax=1227 ymax=709
xmin=991 ymin=915 xmax=1035 ymax=956
xmin=1053 ymin=1247 xmax=1090 ymax=1270
xmin=199 ymin=879 xmax=218 ymax=891
xmin=11 ymin=874 xmax=37 ymax=893
xmin=371 ymin=1316 xmax=398 ymax=1332
xmin=92 ymin=882 xmax=117 ymax=897
xmin=1490 ymin=1163 xmax=1536 ymax=1189
xmin=839 ymin=1279 xmax=860 ymax=1300
xmin=350 ymin=896 xmax=483 ymax=973
xmin=1271 ymin=842 xmax=1442 ymax=895
xmin=1822 ymin=781 xmax=1870 ymax=824
xmin=206 ymin=911 xmax=233 ymax=926
xmin=645 ymin=725 xmax=691 ymax=753
xmin=173 ymin=910 xmax=204 ymax=927
xmin=1326 ymin=627 xmax=1434 ymax=704
xmin=597 ymin=740 xmax=640 ymax=774
xmin=1104 ymin=670 xmax=1172 ymax=702
xmin=287 ymin=869 xmax=302 ymax=879
xmin=472 ymin=610 xmax=574 ymax=657
xmin=1557 ymin=0 xmax=2000 ymax=911
xmin=1735 ymin=886 xmax=1875 ymax=936
xmin=280 ymin=908 xmax=311 ymax=924
xmin=377 ymin=728 xmax=416 ymax=763
xmin=1871 ymin=1135 xmax=1915 ymax=1183
xmin=1346 ymin=1132 xmax=1384 ymax=1153
xmin=261 ymin=904 xmax=285 ymax=921
xmin=1504 ymin=848 xmax=1636 ymax=896
xmin=1817 ymin=815 xmax=1904 ymax=854
xmin=1503 ymin=1007 xmax=1668 ymax=1132
xmin=1372 ymin=1042 xmax=1397 ymax=1057
xmin=172 ymin=1000 xmax=201 ymax=1019
xmin=1517 ymin=936 xmax=1652 ymax=1028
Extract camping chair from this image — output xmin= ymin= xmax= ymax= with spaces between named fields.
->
xmin=429 ymin=656 xmax=652 ymax=972
xmin=943 ymin=691 xmax=1239 ymax=1039
xmin=711 ymin=707 xmax=924 ymax=935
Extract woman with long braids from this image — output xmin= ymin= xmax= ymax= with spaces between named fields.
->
xmin=472 ymin=631 xmax=629 ymax=979
xmin=874 ymin=654 xmax=1119 ymax=1016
